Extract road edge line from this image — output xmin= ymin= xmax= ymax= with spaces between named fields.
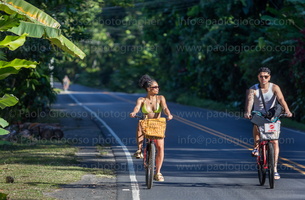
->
xmin=67 ymin=93 xmax=140 ymax=200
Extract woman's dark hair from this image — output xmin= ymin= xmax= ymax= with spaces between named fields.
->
xmin=258 ymin=67 xmax=271 ymax=75
xmin=138 ymin=74 xmax=156 ymax=90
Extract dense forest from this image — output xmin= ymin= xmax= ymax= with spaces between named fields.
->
xmin=75 ymin=0 xmax=305 ymax=122
xmin=1 ymin=0 xmax=305 ymax=123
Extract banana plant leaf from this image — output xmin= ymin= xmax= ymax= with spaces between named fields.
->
xmin=0 ymin=0 xmax=60 ymax=28
xmin=0 ymin=58 xmax=38 ymax=80
xmin=9 ymin=21 xmax=61 ymax=38
xmin=0 ymin=0 xmax=86 ymax=59
xmin=9 ymin=21 xmax=85 ymax=59
xmin=0 ymin=94 xmax=18 ymax=109
xmin=49 ymin=35 xmax=86 ymax=59
xmin=0 ymin=95 xmax=17 ymax=136
xmin=0 ymin=117 xmax=9 ymax=127
xmin=0 ymin=128 xmax=9 ymax=135
xmin=0 ymin=50 xmax=6 ymax=60
xmin=0 ymin=14 xmax=20 ymax=31
xmin=0 ymin=33 xmax=27 ymax=50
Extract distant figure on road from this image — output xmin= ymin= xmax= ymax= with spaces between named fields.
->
xmin=63 ymin=75 xmax=71 ymax=91
xmin=244 ymin=67 xmax=292 ymax=179
xmin=130 ymin=74 xmax=173 ymax=182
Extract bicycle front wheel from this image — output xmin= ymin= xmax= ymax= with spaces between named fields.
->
xmin=145 ymin=143 xmax=155 ymax=189
xmin=267 ymin=142 xmax=275 ymax=189
xmin=257 ymin=147 xmax=266 ymax=186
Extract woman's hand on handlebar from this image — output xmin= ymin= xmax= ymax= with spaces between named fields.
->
xmin=130 ymin=112 xmax=137 ymax=118
xmin=167 ymin=114 xmax=173 ymax=121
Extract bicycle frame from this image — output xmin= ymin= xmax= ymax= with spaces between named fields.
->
xmin=256 ymin=126 xmax=277 ymax=189
xmin=252 ymin=113 xmax=287 ymax=189
xmin=257 ymin=140 xmax=274 ymax=170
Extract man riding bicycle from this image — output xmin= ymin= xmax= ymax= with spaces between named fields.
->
xmin=244 ymin=67 xmax=292 ymax=179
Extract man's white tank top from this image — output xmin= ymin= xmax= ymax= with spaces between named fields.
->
xmin=253 ymin=83 xmax=277 ymax=114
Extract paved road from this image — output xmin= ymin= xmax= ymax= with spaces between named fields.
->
xmin=64 ymin=84 xmax=305 ymax=200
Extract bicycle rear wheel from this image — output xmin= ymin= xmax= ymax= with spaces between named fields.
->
xmin=145 ymin=142 xmax=155 ymax=189
xmin=257 ymin=147 xmax=266 ymax=186
xmin=267 ymin=142 xmax=275 ymax=189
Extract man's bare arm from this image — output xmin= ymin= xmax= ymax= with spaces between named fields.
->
xmin=244 ymin=88 xmax=254 ymax=118
xmin=273 ymin=84 xmax=293 ymax=117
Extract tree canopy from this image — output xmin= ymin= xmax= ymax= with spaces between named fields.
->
xmin=69 ymin=0 xmax=305 ymax=122
xmin=0 ymin=0 xmax=89 ymax=128
xmin=1 ymin=0 xmax=305 ymax=123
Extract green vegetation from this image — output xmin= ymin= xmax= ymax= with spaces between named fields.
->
xmin=175 ymin=93 xmax=305 ymax=131
xmin=174 ymin=94 xmax=234 ymax=112
xmin=0 ymin=141 xmax=111 ymax=200
xmin=0 ymin=0 xmax=86 ymax=128
xmin=0 ymin=2 xmax=91 ymax=197
xmin=0 ymin=107 xmax=114 ymax=199
xmin=1 ymin=1 xmax=303 ymax=125
xmin=60 ymin=0 xmax=304 ymax=125
xmin=0 ymin=0 xmax=305 ymax=197
xmin=281 ymin=118 xmax=305 ymax=132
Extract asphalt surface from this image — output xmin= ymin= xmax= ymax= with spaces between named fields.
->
xmin=46 ymin=83 xmax=116 ymax=200
xmin=47 ymin=83 xmax=305 ymax=200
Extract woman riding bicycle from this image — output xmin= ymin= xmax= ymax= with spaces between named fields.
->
xmin=130 ymin=74 xmax=173 ymax=182
xmin=244 ymin=67 xmax=292 ymax=179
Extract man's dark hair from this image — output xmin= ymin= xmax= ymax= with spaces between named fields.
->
xmin=258 ymin=67 xmax=271 ymax=75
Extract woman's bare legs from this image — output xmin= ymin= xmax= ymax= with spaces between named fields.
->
xmin=155 ymin=139 xmax=164 ymax=174
xmin=136 ymin=123 xmax=144 ymax=151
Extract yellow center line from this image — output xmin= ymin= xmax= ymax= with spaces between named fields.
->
xmin=104 ymin=93 xmax=305 ymax=175
xmin=172 ymin=114 xmax=305 ymax=175
xmin=107 ymin=93 xmax=135 ymax=104
xmin=174 ymin=115 xmax=252 ymax=150
xmin=280 ymin=157 xmax=305 ymax=170
xmin=174 ymin=115 xmax=253 ymax=148
xmin=280 ymin=163 xmax=305 ymax=175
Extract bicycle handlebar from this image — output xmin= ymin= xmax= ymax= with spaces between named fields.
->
xmin=250 ymin=111 xmax=289 ymax=119
xmin=133 ymin=115 xmax=144 ymax=120
xmin=279 ymin=113 xmax=288 ymax=117
xmin=132 ymin=115 xmax=171 ymax=121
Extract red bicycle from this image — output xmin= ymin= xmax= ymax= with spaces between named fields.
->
xmin=257 ymin=138 xmax=275 ymax=188
xmin=253 ymin=113 xmax=286 ymax=189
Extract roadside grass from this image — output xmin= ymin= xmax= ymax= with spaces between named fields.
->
xmin=281 ymin=118 xmax=305 ymax=131
xmin=175 ymin=95 xmax=234 ymax=111
xmin=96 ymin=144 xmax=110 ymax=156
xmin=0 ymin=140 xmax=111 ymax=200
xmin=0 ymin=109 xmax=113 ymax=199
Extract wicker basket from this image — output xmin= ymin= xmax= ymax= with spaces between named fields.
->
xmin=140 ymin=117 xmax=166 ymax=139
